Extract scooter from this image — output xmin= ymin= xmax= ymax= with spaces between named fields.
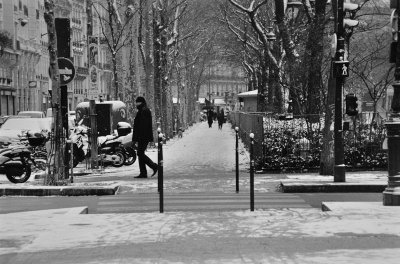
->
xmin=66 ymin=123 xmax=90 ymax=168
xmin=0 ymin=145 xmax=33 ymax=183
xmin=97 ymin=135 xmax=126 ymax=167
xmin=114 ymin=122 xmax=136 ymax=166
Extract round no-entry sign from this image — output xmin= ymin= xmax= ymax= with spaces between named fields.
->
xmin=58 ymin=57 xmax=76 ymax=85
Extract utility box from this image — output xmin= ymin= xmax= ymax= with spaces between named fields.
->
xmin=75 ymin=100 xmax=128 ymax=136
xmin=95 ymin=103 xmax=112 ymax=136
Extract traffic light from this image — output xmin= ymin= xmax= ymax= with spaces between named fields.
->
xmin=345 ymin=93 xmax=358 ymax=116
xmin=55 ymin=18 xmax=71 ymax=58
xmin=343 ymin=1 xmax=359 ymax=28
xmin=286 ymin=99 xmax=293 ymax=120
xmin=390 ymin=9 xmax=398 ymax=63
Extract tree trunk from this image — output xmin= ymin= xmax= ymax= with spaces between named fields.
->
xmin=112 ymin=52 xmax=119 ymax=100
xmin=153 ymin=7 xmax=162 ymax=127
xmin=320 ymin=67 xmax=335 ymax=175
xmin=44 ymin=0 xmax=66 ymax=185
xmin=160 ymin=7 xmax=169 ymax=137
xmin=303 ymin=0 xmax=327 ymax=122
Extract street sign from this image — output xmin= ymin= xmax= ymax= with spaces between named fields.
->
xmin=334 ymin=60 xmax=349 ymax=77
xmin=58 ymin=57 xmax=76 ymax=85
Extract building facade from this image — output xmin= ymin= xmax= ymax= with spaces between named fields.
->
xmin=0 ymin=0 xmax=115 ymax=116
xmin=0 ymin=0 xmax=43 ymax=115
xmin=199 ymin=63 xmax=247 ymax=111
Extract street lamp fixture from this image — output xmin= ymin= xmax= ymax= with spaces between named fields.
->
xmin=266 ymin=27 xmax=276 ymax=41
xmin=18 ymin=18 xmax=28 ymax=27
xmin=286 ymin=0 xmax=302 ymax=8
xmin=286 ymin=0 xmax=302 ymax=20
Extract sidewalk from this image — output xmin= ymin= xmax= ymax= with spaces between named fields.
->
xmin=1 ymin=122 xmax=400 ymax=263
xmin=0 ymin=121 xmax=393 ymax=195
xmin=1 ymin=202 xmax=400 ymax=263
xmin=0 ymin=121 xmax=251 ymax=195
xmin=279 ymin=171 xmax=388 ymax=193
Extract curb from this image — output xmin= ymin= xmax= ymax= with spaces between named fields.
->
xmin=0 ymin=186 xmax=119 ymax=196
xmin=280 ymin=182 xmax=387 ymax=193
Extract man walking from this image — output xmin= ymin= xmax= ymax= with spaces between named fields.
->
xmin=132 ymin=96 xmax=158 ymax=178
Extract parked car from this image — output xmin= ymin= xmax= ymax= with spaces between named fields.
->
xmin=0 ymin=117 xmax=52 ymax=147
xmin=18 ymin=111 xmax=46 ymax=118
xmin=46 ymin=108 xmax=75 ymax=118
xmin=0 ymin=116 xmax=10 ymax=127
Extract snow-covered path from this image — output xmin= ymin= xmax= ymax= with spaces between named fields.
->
xmin=163 ymin=121 xmax=248 ymax=177
xmin=68 ymin=121 xmax=283 ymax=194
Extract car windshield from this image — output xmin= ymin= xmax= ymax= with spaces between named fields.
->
xmin=1 ymin=118 xmax=51 ymax=131
xmin=18 ymin=112 xmax=43 ymax=118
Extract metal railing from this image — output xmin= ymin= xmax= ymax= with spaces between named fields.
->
xmin=229 ymin=112 xmax=264 ymax=163
xmin=230 ymin=111 xmax=387 ymax=171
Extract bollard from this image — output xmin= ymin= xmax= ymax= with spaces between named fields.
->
xmin=158 ymin=129 xmax=164 ymax=213
xmin=70 ymin=140 xmax=74 ymax=183
xmin=235 ymin=126 xmax=239 ymax=193
xmin=157 ymin=127 xmax=161 ymax=193
xmin=249 ymin=133 xmax=255 ymax=211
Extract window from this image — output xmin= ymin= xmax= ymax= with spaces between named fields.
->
xmin=23 ymin=5 xmax=28 ymax=16
xmin=36 ymin=9 xmax=39 ymax=19
xmin=19 ymin=0 xmax=22 ymax=10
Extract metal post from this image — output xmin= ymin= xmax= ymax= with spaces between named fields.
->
xmin=384 ymin=0 xmax=400 ymax=205
xmin=70 ymin=140 xmax=74 ymax=183
xmin=235 ymin=127 xmax=239 ymax=193
xmin=158 ymin=129 xmax=164 ymax=213
xmin=249 ymin=133 xmax=255 ymax=211
xmin=89 ymin=100 xmax=98 ymax=169
xmin=334 ymin=0 xmax=346 ymax=182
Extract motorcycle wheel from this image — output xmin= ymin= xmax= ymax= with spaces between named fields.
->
xmin=112 ymin=151 xmax=126 ymax=167
xmin=6 ymin=163 xmax=32 ymax=184
xmin=34 ymin=158 xmax=48 ymax=171
xmin=124 ymin=148 xmax=137 ymax=166
xmin=66 ymin=144 xmax=83 ymax=168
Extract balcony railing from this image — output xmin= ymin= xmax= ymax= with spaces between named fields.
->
xmin=76 ymin=67 xmax=89 ymax=75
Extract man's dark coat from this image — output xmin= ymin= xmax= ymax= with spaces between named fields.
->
xmin=132 ymin=104 xmax=154 ymax=142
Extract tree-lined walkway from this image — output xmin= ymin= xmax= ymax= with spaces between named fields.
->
xmin=74 ymin=121 xmax=287 ymax=194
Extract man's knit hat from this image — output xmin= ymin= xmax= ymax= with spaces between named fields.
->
xmin=136 ymin=96 xmax=146 ymax=104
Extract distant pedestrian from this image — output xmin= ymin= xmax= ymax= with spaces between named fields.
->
xmin=217 ymin=109 xmax=225 ymax=130
xmin=132 ymin=96 xmax=158 ymax=178
xmin=207 ymin=109 xmax=213 ymax=128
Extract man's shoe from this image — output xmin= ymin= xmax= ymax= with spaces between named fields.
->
xmin=151 ymin=167 xmax=158 ymax=177
xmin=134 ymin=174 xmax=147 ymax=178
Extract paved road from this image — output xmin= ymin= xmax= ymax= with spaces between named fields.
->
xmin=93 ymin=192 xmax=311 ymax=213
xmin=0 ymin=193 xmax=382 ymax=214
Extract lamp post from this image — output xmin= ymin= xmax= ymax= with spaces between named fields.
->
xmin=249 ymin=132 xmax=255 ymax=211
xmin=333 ymin=0 xmax=346 ymax=182
xmin=208 ymin=64 xmax=211 ymax=102
xmin=235 ymin=126 xmax=239 ymax=193
xmin=384 ymin=0 xmax=400 ymax=205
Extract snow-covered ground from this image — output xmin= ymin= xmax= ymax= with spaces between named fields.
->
xmin=1 ymin=122 xmax=399 ymax=263
xmin=1 ymin=202 xmax=400 ymax=263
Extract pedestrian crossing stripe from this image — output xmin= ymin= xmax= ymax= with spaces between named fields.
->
xmin=94 ymin=193 xmax=311 ymax=213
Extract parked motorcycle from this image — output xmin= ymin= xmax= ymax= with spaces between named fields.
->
xmin=66 ymin=123 xmax=89 ymax=168
xmin=97 ymin=134 xmax=126 ymax=167
xmin=121 ymin=141 xmax=137 ymax=166
xmin=23 ymin=130 xmax=50 ymax=171
xmin=97 ymin=122 xmax=136 ymax=167
xmin=116 ymin=122 xmax=136 ymax=166
xmin=0 ymin=145 xmax=33 ymax=183
xmin=67 ymin=121 xmax=134 ymax=168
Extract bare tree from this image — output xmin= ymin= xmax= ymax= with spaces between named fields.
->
xmin=92 ymin=0 xmax=135 ymax=100
xmin=44 ymin=0 xmax=65 ymax=185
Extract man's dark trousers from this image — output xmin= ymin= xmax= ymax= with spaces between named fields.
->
xmin=137 ymin=140 xmax=157 ymax=175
